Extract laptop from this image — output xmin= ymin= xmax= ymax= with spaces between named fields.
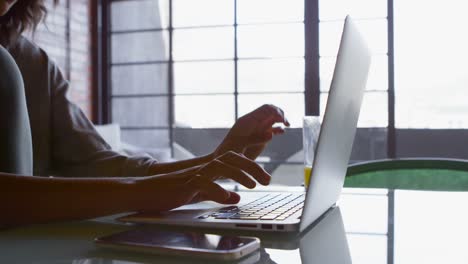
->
xmin=120 ymin=16 xmax=371 ymax=233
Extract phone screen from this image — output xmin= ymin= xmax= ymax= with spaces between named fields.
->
xmin=98 ymin=229 xmax=257 ymax=251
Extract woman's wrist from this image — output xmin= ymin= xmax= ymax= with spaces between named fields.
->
xmin=118 ymin=177 xmax=146 ymax=212
xmin=130 ymin=172 xmax=196 ymax=212
xmin=146 ymin=153 xmax=216 ymax=176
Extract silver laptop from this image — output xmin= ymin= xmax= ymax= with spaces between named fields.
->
xmin=120 ymin=16 xmax=371 ymax=233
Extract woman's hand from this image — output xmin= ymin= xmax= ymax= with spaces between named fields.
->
xmin=134 ymin=105 xmax=288 ymax=212
xmin=214 ymin=104 xmax=290 ymax=161
xmin=136 ymin=151 xmax=271 ymax=211
xmin=187 ymin=151 xmax=271 ymax=204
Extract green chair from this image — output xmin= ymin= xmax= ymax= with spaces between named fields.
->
xmin=345 ymin=158 xmax=468 ymax=191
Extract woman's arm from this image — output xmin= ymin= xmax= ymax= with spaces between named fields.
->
xmin=1 ymin=172 xmax=141 ymax=227
xmin=1 ymin=151 xmax=270 ymax=228
xmin=0 ymin=171 xmax=198 ymax=227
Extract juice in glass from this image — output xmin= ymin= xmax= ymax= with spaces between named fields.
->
xmin=304 ymin=165 xmax=313 ymax=188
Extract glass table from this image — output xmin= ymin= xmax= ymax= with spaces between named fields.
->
xmin=1 ymin=187 xmax=468 ymax=263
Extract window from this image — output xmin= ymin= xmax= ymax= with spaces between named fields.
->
xmin=393 ymin=0 xmax=468 ymax=158
xmin=394 ymin=0 xmax=468 ymax=129
xmin=108 ymin=0 xmax=170 ymax=149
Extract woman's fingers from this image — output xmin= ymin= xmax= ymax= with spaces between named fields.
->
xmin=201 ymin=159 xmax=257 ymax=189
xmin=218 ymin=151 xmax=271 ymax=185
xmin=224 ymin=105 xmax=288 ymax=149
xmin=242 ymin=104 xmax=289 ymax=128
xmin=221 ymin=191 xmax=241 ymax=204
xmin=197 ymin=151 xmax=270 ymax=187
xmin=243 ymin=105 xmax=289 ymax=145
xmin=272 ymin=126 xmax=285 ymax=135
xmin=195 ymin=187 xmax=240 ymax=205
xmin=248 ymin=127 xmax=285 ymax=144
xmin=246 ymin=132 xmax=272 ymax=145
xmin=189 ymin=151 xmax=271 ymax=204
xmin=193 ymin=179 xmax=237 ymax=204
xmin=256 ymin=104 xmax=290 ymax=127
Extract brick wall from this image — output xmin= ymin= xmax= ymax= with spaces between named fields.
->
xmin=32 ymin=0 xmax=93 ymax=118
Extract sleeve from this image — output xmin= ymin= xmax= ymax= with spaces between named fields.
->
xmin=48 ymin=58 xmax=158 ymax=177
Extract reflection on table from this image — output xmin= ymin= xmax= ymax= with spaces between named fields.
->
xmin=1 ymin=188 xmax=468 ymax=263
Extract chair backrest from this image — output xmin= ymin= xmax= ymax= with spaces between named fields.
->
xmin=345 ymin=158 xmax=468 ymax=191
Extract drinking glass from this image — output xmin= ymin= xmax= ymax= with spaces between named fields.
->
xmin=303 ymin=116 xmax=321 ymax=188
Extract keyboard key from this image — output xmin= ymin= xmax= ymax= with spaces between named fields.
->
xmin=260 ymin=216 xmax=277 ymax=220
xmin=218 ymin=206 xmax=240 ymax=212
xmin=231 ymin=212 xmax=252 ymax=217
xmin=250 ymin=214 xmax=265 ymax=217
xmin=267 ymin=212 xmax=281 ymax=216
xmin=214 ymin=212 xmax=237 ymax=219
xmin=197 ymin=214 xmax=211 ymax=219
xmin=229 ymin=214 xmax=243 ymax=219
xmin=241 ymin=209 xmax=258 ymax=213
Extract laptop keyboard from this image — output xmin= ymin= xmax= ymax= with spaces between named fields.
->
xmin=199 ymin=193 xmax=305 ymax=221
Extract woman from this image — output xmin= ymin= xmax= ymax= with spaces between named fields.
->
xmin=0 ymin=0 xmax=289 ymax=227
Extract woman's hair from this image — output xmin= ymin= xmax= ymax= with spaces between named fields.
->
xmin=0 ymin=0 xmax=58 ymax=47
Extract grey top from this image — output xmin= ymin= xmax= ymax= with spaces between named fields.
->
xmin=8 ymin=36 xmax=158 ymax=177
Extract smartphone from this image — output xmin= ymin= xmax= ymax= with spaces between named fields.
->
xmin=95 ymin=228 xmax=261 ymax=261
